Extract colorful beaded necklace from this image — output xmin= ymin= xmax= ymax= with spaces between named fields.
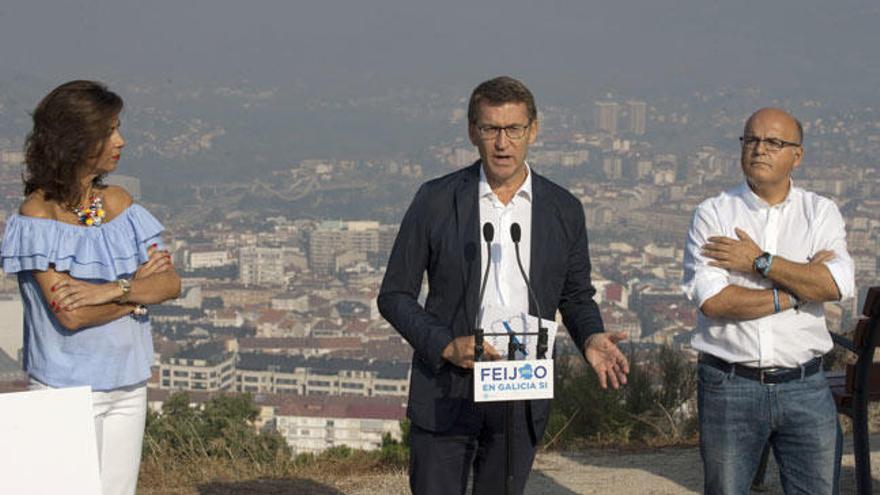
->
xmin=72 ymin=195 xmax=106 ymax=227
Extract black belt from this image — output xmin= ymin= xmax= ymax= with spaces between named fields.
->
xmin=699 ymin=354 xmax=822 ymax=384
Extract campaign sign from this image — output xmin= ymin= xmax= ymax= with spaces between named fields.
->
xmin=0 ymin=386 xmax=101 ymax=494
xmin=474 ymin=359 xmax=554 ymax=402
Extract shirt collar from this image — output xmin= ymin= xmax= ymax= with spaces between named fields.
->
xmin=478 ymin=162 xmax=533 ymax=204
xmin=738 ymin=179 xmax=801 ymax=210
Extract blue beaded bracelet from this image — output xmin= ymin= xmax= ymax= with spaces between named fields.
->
xmin=772 ymin=288 xmax=781 ymax=313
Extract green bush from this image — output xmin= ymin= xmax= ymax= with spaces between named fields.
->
xmin=143 ymin=391 xmax=291 ymax=467
xmin=378 ymin=419 xmax=410 ymax=467
xmin=544 ymin=345 xmax=697 ymax=449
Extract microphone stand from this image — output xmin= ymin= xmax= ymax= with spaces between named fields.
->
xmin=507 ymin=223 xmax=550 ymax=494
xmin=510 ymin=222 xmax=548 ymax=360
xmin=476 ymin=323 xmax=543 ymax=495
xmin=474 ymin=222 xmax=494 ymax=363
xmin=473 ymin=221 xmax=549 ymax=495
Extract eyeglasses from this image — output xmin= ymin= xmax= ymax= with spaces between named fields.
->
xmin=474 ymin=121 xmax=532 ymax=140
xmin=739 ymin=135 xmax=801 ymax=152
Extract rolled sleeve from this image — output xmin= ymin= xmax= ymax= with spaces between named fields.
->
xmin=824 ymin=256 xmax=855 ymax=300
xmin=814 ymin=202 xmax=855 ymax=300
xmin=682 ymin=204 xmax=730 ymax=308
xmin=687 ymin=268 xmax=730 ymax=308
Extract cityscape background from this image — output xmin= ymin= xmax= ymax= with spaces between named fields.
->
xmin=0 ymin=0 xmax=878 ymax=459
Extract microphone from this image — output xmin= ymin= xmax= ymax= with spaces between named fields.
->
xmin=510 ymin=222 xmax=549 ymax=359
xmin=509 ymin=222 xmax=520 ymax=243
xmin=474 ymin=222 xmax=494 ymax=361
xmin=483 ymin=222 xmax=495 ymax=244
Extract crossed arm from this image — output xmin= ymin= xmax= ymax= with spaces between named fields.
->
xmin=699 ymin=227 xmax=840 ymax=320
xmin=34 ymin=245 xmax=181 ymax=331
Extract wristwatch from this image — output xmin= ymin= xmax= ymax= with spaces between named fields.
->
xmin=116 ymin=278 xmax=131 ymax=303
xmin=132 ymin=304 xmax=148 ymax=317
xmin=753 ymin=252 xmax=773 ymax=277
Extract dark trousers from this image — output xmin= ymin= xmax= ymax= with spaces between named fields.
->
xmin=409 ymin=400 xmax=538 ymax=495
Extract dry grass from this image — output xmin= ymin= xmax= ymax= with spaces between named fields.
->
xmin=139 ymin=447 xmax=407 ymax=494
xmin=138 ymin=383 xmax=880 ymax=494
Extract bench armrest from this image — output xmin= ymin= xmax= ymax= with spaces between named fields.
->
xmin=831 ymin=332 xmax=857 ymax=354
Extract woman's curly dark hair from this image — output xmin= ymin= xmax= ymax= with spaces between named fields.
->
xmin=24 ymin=80 xmax=123 ymax=206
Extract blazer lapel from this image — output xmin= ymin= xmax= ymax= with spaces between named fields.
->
xmin=454 ymin=162 xmax=481 ymax=332
xmin=529 ymin=173 xmax=551 ymax=318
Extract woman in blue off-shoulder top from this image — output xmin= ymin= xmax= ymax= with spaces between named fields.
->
xmin=0 ymin=80 xmax=181 ymax=495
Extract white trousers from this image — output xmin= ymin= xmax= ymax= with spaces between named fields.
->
xmin=30 ymin=378 xmax=147 ymax=495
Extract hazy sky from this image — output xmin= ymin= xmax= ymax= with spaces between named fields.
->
xmin=2 ymin=0 xmax=879 ymax=101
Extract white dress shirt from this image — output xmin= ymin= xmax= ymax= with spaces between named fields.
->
xmin=682 ymin=181 xmax=855 ymax=368
xmin=479 ymin=163 xmax=532 ymax=316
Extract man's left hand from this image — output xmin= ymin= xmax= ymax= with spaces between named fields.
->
xmin=702 ymin=227 xmax=763 ymax=274
xmin=584 ymin=331 xmax=630 ymax=389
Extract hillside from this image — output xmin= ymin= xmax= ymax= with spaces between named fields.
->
xmin=139 ymin=436 xmax=880 ymax=494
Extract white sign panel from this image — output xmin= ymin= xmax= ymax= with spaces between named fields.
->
xmin=474 ymin=359 xmax=554 ymax=402
xmin=0 ymin=386 xmax=102 ymax=495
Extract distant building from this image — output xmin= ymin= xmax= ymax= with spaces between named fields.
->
xmin=270 ymin=292 xmax=309 ymax=312
xmin=236 ymin=352 xmax=410 ymax=398
xmin=143 ymin=389 xmax=405 ymax=455
xmin=272 ymin=395 xmax=405 ymax=455
xmin=852 ymin=251 xmax=878 ymax=279
xmin=0 ymin=293 xmax=23 ymax=362
xmin=595 ymin=101 xmax=619 ymax=135
xmin=602 ymin=282 xmax=630 ymax=309
xmin=204 ymin=286 xmax=278 ymax=307
xmin=155 ymin=340 xmax=410 ymax=399
xmin=238 ymin=337 xmax=362 ymax=358
xmin=157 ymin=340 xmax=238 ymax=391
xmin=308 ymin=221 xmax=382 ymax=275
xmin=169 ymin=285 xmax=203 ymax=309
xmin=208 ymin=308 xmax=245 ymax=328
xmin=561 ymin=150 xmax=589 ymax=167
xmin=253 ymin=309 xmax=308 ymax=338
xmin=188 ymin=246 xmax=233 ymax=270
xmin=309 ymin=225 xmax=345 ymax=274
xmin=602 ymin=155 xmax=623 ymax=181
xmin=635 ymin=159 xmax=654 ymax=180
xmin=626 ymin=100 xmax=647 ymax=135
xmin=600 ymin=302 xmax=642 ymax=343
xmin=239 ymin=246 xmax=286 ymax=286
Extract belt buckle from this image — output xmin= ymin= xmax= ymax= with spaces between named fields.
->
xmin=759 ymin=367 xmax=783 ymax=385
xmin=760 ymin=365 xmax=806 ymax=384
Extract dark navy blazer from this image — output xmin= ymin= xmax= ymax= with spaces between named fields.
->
xmin=377 ymin=162 xmax=604 ymax=436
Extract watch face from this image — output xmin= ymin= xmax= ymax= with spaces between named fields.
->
xmin=755 ymin=253 xmax=771 ymax=274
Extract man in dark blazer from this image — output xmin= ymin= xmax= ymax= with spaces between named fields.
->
xmin=378 ymin=76 xmax=629 ymax=495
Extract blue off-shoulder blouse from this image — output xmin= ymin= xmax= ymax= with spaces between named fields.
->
xmin=1 ymin=205 xmax=165 ymax=390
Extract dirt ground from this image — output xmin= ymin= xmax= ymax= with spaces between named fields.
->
xmin=325 ymin=434 xmax=880 ymax=495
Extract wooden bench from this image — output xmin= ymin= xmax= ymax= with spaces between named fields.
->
xmin=828 ymin=287 xmax=880 ymax=494
xmin=752 ymin=286 xmax=880 ymax=494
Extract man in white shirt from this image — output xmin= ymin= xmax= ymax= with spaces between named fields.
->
xmin=682 ymin=107 xmax=854 ymax=494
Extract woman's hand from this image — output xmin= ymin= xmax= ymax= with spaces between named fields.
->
xmin=51 ymin=278 xmax=121 ymax=312
xmin=134 ymin=243 xmax=173 ymax=280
